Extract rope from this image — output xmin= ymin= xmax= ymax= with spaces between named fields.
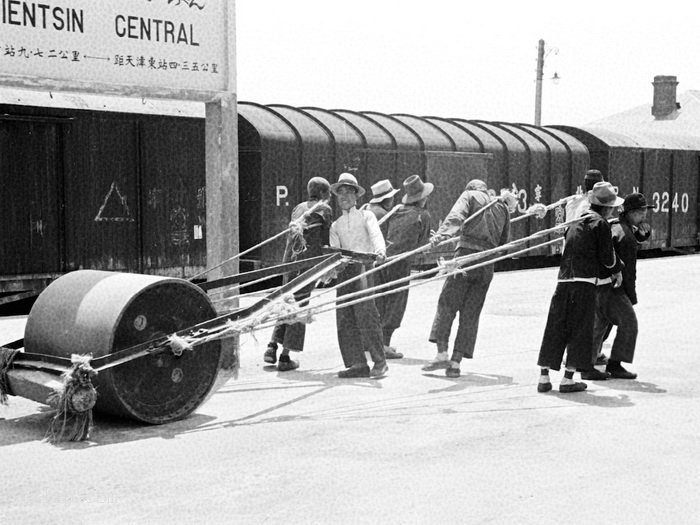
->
xmin=250 ymin=214 xmax=585 ymax=331
xmin=0 ymin=347 xmax=20 ymax=404
xmin=510 ymin=195 xmax=576 ymax=223
xmin=254 ymin=236 xmax=566 ymax=332
xmin=189 ymin=199 xmax=329 ymax=282
xmin=377 ymin=204 xmax=401 ymax=226
xmin=160 ymin=197 xmax=582 ymax=352
xmin=45 ymin=354 xmax=98 ymax=443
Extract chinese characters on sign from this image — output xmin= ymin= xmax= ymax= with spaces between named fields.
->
xmin=2 ymin=42 xmax=220 ymax=78
xmin=0 ymin=0 xmax=230 ymax=97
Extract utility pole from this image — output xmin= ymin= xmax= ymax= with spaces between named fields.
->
xmin=534 ymin=38 xmax=545 ymax=126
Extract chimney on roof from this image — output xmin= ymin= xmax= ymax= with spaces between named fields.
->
xmin=652 ymin=75 xmax=680 ymax=118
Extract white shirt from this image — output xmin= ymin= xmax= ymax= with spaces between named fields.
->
xmin=329 ymin=207 xmax=386 ymax=255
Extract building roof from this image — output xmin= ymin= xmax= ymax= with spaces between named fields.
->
xmin=586 ymin=90 xmax=700 ymax=136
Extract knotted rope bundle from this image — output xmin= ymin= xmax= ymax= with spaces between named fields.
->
xmin=0 ymin=346 xmax=20 ymax=405
xmin=46 ymin=354 xmax=98 ymax=443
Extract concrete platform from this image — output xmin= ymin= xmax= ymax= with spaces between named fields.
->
xmin=1 ymin=254 xmax=699 ymax=524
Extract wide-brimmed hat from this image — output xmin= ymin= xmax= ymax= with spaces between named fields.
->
xmin=589 ymin=181 xmax=624 ymax=207
xmin=330 ymin=172 xmax=365 ymax=197
xmin=402 ymin=175 xmax=434 ymax=204
xmin=369 ymin=179 xmax=400 ymax=203
xmin=622 ymin=192 xmax=652 ymax=212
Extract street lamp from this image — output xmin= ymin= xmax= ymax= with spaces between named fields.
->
xmin=534 ymin=39 xmax=559 ymax=126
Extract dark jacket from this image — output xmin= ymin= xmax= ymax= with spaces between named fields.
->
xmin=558 ymin=211 xmax=623 ymax=281
xmin=384 ymin=203 xmax=432 ymax=258
xmin=437 ymin=190 xmax=510 ymax=251
xmin=610 ymin=215 xmax=649 ymax=304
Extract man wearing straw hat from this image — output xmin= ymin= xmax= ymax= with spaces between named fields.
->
xmin=422 ymin=179 xmax=511 ymax=378
xmin=537 ymin=181 xmax=624 ymax=393
xmin=263 ymin=177 xmax=333 ymax=371
xmin=329 ymin=173 xmax=389 ymax=378
xmin=375 ymin=175 xmax=434 ymax=358
xmin=361 ymin=179 xmax=400 ymax=238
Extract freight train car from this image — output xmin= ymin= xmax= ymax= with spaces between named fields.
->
xmin=237 ymin=103 xmax=589 ymax=265
xmin=2 ymin=90 xmax=698 ymax=303
xmin=553 ymin=126 xmax=700 ymax=251
xmin=0 ymin=90 xmax=207 ymax=304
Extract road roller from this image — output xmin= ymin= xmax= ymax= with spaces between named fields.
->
xmin=0 ymin=253 xmax=345 ymax=442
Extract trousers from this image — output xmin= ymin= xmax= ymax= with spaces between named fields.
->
xmin=375 ymin=259 xmax=412 ymax=345
xmin=335 ymin=263 xmax=386 ymax=368
xmin=429 ymin=264 xmax=494 ymax=358
xmin=538 ymin=281 xmax=597 ymax=370
xmin=593 ymin=285 xmax=638 ymax=363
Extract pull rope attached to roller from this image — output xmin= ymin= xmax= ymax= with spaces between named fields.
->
xmin=189 ymin=199 xmax=330 ymax=282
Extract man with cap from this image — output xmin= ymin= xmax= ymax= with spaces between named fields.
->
xmin=264 ymin=177 xmax=333 ymax=371
xmin=375 ymin=175 xmax=434 ymax=357
xmin=329 ymin=173 xmax=388 ymax=378
xmin=565 ymin=169 xmax=605 ymax=220
xmin=422 ymin=179 xmax=512 ymax=378
xmin=592 ymin=192 xmax=652 ymax=379
xmin=537 ymin=181 xmax=624 ymax=393
xmin=361 ymin=179 xmax=400 ymax=238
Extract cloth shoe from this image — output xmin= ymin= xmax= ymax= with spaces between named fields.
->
xmin=595 ymin=353 xmax=609 ymax=366
xmin=606 ymin=364 xmax=637 ymax=380
xmin=581 ymin=368 xmax=610 ymax=380
xmin=421 ymin=354 xmax=450 ymax=371
xmin=384 ymin=346 xmax=404 ymax=359
xmin=537 ymin=382 xmax=553 ymax=393
xmin=264 ymin=343 xmax=277 ymax=364
xmin=559 ymin=382 xmax=588 ymax=393
xmin=370 ymin=361 xmax=388 ymax=378
xmin=338 ymin=364 xmax=370 ymax=378
xmin=277 ymin=356 xmax=299 ymax=372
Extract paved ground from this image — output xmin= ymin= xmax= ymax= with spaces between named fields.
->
xmin=1 ymin=254 xmax=699 ymax=524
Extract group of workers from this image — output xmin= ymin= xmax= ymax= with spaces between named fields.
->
xmin=263 ymin=168 xmax=651 ymax=391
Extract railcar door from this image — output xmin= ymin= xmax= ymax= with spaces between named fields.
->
xmin=0 ymin=117 xmax=63 ymax=276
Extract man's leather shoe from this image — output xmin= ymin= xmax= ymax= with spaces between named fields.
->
xmin=559 ymin=382 xmax=587 ymax=393
xmin=277 ymin=357 xmax=299 ymax=372
xmin=581 ymin=368 xmax=610 ymax=380
xmin=370 ymin=362 xmax=388 ymax=378
xmin=384 ymin=346 xmax=404 ymax=359
xmin=264 ymin=344 xmax=277 ymax=364
xmin=537 ymin=382 xmax=552 ymax=393
xmin=607 ymin=365 xmax=637 ymax=380
xmin=445 ymin=366 xmax=460 ymax=378
xmin=338 ymin=364 xmax=370 ymax=378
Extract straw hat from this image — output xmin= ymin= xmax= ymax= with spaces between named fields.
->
xmin=330 ymin=173 xmax=365 ymax=197
xmin=368 ymin=179 xmax=400 ymax=203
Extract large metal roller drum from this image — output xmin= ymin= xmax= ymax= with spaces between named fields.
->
xmin=24 ymin=270 xmax=225 ymax=424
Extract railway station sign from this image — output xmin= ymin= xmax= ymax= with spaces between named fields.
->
xmin=0 ymin=0 xmax=234 ymax=100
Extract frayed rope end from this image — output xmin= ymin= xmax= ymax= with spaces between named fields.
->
xmin=0 ymin=347 xmax=20 ymax=405
xmin=46 ymin=353 xmax=97 ymax=443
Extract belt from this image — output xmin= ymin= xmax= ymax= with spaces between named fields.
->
xmin=558 ymin=277 xmax=612 ymax=286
